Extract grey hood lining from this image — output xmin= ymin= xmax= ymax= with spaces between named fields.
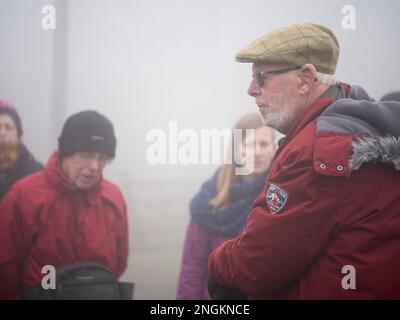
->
xmin=316 ymin=85 xmax=400 ymax=136
xmin=315 ymin=85 xmax=400 ymax=173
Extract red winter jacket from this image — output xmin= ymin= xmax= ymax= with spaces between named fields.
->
xmin=208 ymin=84 xmax=400 ymax=299
xmin=0 ymin=152 xmax=128 ymax=299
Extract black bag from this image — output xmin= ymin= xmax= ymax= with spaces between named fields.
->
xmin=207 ymin=277 xmax=247 ymax=300
xmin=24 ymin=262 xmax=134 ymax=300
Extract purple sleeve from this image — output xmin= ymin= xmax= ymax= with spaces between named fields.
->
xmin=176 ymin=219 xmax=212 ymax=300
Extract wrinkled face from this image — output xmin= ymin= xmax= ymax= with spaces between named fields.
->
xmin=61 ymin=151 xmax=112 ymax=190
xmin=247 ymin=63 xmax=303 ymax=134
xmin=0 ymin=114 xmax=18 ymax=148
xmin=241 ymin=126 xmax=276 ymax=175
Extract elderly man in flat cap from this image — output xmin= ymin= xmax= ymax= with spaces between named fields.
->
xmin=208 ymin=23 xmax=400 ymax=299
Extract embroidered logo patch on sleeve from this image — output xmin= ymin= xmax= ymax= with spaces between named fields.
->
xmin=266 ymin=183 xmax=289 ymax=214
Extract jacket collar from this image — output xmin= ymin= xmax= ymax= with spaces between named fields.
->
xmin=314 ymin=84 xmax=400 ymax=174
xmin=277 ymin=83 xmax=351 ymax=153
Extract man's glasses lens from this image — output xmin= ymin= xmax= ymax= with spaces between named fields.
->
xmin=253 ymin=66 xmax=301 ymax=87
xmin=78 ymin=152 xmax=112 ymax=167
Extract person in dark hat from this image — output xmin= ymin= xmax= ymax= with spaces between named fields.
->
xmin=208 ymin=23 xmax=400 ymax=299
xmin=0 ymin=100 xmax=42 ymax=201
xmin=0 ymin=110 xmax=128 ymax=299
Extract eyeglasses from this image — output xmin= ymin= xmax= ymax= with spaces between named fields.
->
xmin=252 ymin=66 xmax=301 ymax=87
xmin=77 ymin=151 xmax=113 ymax=168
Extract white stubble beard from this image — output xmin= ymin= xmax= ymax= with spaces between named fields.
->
xmin=259 ymin=92 xmax=295 ymax=133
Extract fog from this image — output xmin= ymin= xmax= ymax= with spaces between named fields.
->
xmin=1 ymin=0 xmax=399 ymax=299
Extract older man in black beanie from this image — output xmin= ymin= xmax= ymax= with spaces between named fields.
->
xmin=0 ymin=110 xmax=129 ymax=299
xmin=58 ymin=110 xmax=117 ymax=190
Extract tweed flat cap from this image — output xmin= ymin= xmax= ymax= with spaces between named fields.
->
xmin=236 ymin=23 xmax=340 ymax=74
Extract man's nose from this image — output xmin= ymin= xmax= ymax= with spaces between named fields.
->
xmin=87 ymin=158 xmax=100 ymax=171
xmin=247 ymin=79 xmax=261 ymax=97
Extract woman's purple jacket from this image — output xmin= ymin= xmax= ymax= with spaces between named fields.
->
xmin=176 ymin=170 xmax=267 ymax=300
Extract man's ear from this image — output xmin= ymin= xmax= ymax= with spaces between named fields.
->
xmin=298 ymin=64 xmax=317 ymax=94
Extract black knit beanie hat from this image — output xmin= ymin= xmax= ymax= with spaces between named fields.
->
xmin=58 ymin=110 xmax=116 ymax=159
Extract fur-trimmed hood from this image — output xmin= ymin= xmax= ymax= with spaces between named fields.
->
xmin=316 ymin=85 xmax=400 ymax=174
xmin=349 ymin=136 xmax=400 ymax=172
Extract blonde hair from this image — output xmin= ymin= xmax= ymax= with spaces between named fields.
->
xmin=209 ymin=113 xmax=274 ymax=210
